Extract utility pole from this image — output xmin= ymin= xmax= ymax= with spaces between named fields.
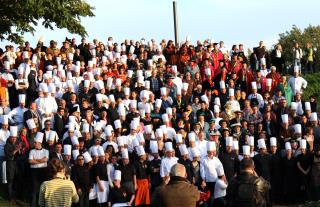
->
xmin=172 ymin=0 xmax=179 ymax=47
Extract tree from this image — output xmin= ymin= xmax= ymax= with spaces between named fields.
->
xmin=277 ymin=25 xmax=320 ymax=67
xmin=0 ymin=0 xmax=95 ymax=44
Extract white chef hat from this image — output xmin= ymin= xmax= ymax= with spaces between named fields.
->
xmin=232 ymin=140 xmax=239 ymax=150
xmin=300 ymin=139 xmax=307 ymax=149
xmin=201 ymin=95 xmax=209 ymax=104
xmin=26 ymin=118 xmax=36 ymax=129
xmin=270 ymin=137 xmax=277 ymax=147
xmin=72 ymin=150 xmax=80 ymax=160
xmin=109 ymin=94 xmax=115 ymax=103
xmin=285 ymin=142 xmax=292 ymax=151
xmin=179 ymin=144 xmax=189 ymax=156
xmin=219 ymin=81 xmax=226 ymax=89
xmin=248 ymin=136 xmax=255 ymax=146
xmin=281 ymin=114 xmax=288 ymax=123
xmin=136 ymin=145 xmax=146 ymax=156
xmin=214 ymin=105 xmax=220 ymax=113
xmin=19 ymin=94 xmax=26 ymax=103
xmin=182 ymin=83 xmax=189 ymax=91
xmin=122 ymin=149 xmax=129 ymax=159
xmin=82 ymin=123 xmax=90 ymax=133
xmin=155 ymin=99 xmax=162 ymax=108
xmin=127 ymin=70 xmax=133 ymax=78
xmin=83 ymin=152 xmax=92 ymax=163
xmin=162 ymin=114 xmax=169 ymax=122
xmin=188 ymin=132 xmax=196 ymax=142
xmin=214 ymin=97 xmax=221 ymax=106
xmin=117 ymin=136 xmax=125 ymax=147
xmin=160 ymin=87 xmax=167 ymax=96
xmin=291 ymin=102 xmax=297 ymax=110
xmin=251 ymin=82 xmax=257 ymax=90
xmin=130 ymin=100 xmax=137 ymax=109
xmin=166 ymin=107 xmax=172 ymax=115
xmin=97 ymin=146 xmax=105 ymax=156
xmin=258 ymin=139 xmax=266 ymax=149
xmin=10 ymin=126 xmax=18 ymax=137
xmin=91 ymin=146 xmax=98 ymax=157
xmin=124 ymin=87 xmax=130 ymax=96
xmin=114 ymin=170 xmax=122 ymax=181
xmin=160 ymin=125 xmax=167 ymax=134
xmin=150 ymin=140 xmax=158 ymax=153
xmin=23 ymin=51 xmax=29 ymax=59
xmin=165 ymin=142 xmax=174 ymax=152
xmin=114 ymin=119 xmax=122 ymax=129
xmin=34 ymin=132 xmax=44 ymax=143
xmin=304 ymin=102 xmax=311 ymax=111
xmin=71 ymin=136 xmax=79 ymax=146
xmin=229 ymin=88 xmax=234 ymax=97
xmin=294 ymin=124 xmax=302 ymax=134
xmin=48 ymin=131 xmax=56 ymax=141
xmin=242 ymin=145 xmax=250 ymax=156
xmin=191 ymin=148 xmax=201 ymax=158
xmin=144 ymin=125 xmax=152 ymax=134
xmin=310 ymin=112 xmax=318 ymax=121
xmin=205 ymin=68 xmax=211 ymax=76
xmin=156 ymin=128 xmax=163 ymax=137
xmin=63 ymin=145 xmax=72 ymax=155
xmin=226 ymin=136 xmax=233 ymax=147
xmin=266 ymin=79 xmax=272 ymax=87
xmin=207 ymin=141 xmax=216 ymax=152
xmin=116 ymin=78 xmax=122 ymax=86
xmin=144 ymin=80 xmax=150 ymax=89
xmin=145 ymin=103 xmax=151 ymax=114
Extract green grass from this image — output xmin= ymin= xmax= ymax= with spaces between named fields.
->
xmin=302 ymin=72 xmax=320 ymax=112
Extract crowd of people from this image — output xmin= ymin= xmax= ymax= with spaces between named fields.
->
xmin=0 ymin=36 xmax=319 ymax=207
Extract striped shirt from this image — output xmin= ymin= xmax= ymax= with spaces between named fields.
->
xmin=39 ymin=178 xmax=79 ymax=207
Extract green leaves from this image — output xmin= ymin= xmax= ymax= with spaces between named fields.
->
xmin=278 ymin=25 xmax=320 ymax=66
xmin=0 ymin=0 xmax=95 ymax=44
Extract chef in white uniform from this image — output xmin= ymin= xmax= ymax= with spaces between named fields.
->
xmin=8 ymin=94 xmax=27 ymax=130
xmin=288 ymin=66 xmax=307 ymax=95
xmin=160 ymin=142 xmax=178 ymax=180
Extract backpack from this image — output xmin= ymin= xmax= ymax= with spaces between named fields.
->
xmin=233 ymin=176 xmax=258 ymax=207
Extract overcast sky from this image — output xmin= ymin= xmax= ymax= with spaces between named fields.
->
xmin=1 ymin=0 xmax=319 ymax=50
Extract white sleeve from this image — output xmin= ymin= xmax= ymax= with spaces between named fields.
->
xmin=301 ymin=78 xmax=307 ymax=89
xmin=44 ymin=149 xmax=49 ymax=158
xmin=200 ymin=160 xmax=206 ymax=181
xmin=160 ymin=159 xmax=166 ymax=178
xmin=28 ymin=150 xmax=34 ymax=160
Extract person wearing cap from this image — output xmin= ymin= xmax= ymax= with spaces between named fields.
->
xmin=282 ymin=142 xmax=299 ymax=204
xmin=288 ymin=68 xmax=307 ymax=95
xmin=92 ymin=146 xmax=109 ymax=205
xmin=160 ymin=142 xmax=178 ymax=181
xmin=177 ymin=144 xmax=193 ymax=183
xmin=296 ymin=139 xmax=311 ymax=202
xmin=28 ymin=132 xmax=49 ymax=207
xmin=71 ymin=154 xmax=91 ymax=207
xmin=148 ymin=140 xmax=162 ymax=193
xmin=116 ymin=149 xmax=137 ymax=197
xmin=268 ymin=137 xmax=282 ymax=204
xmin=8 ymin=94 xmax=28 ymax=130
xmin=253 ymin=139 xmax=272 ymax=182
xmin=133 ymin=146 xmax=150 ymax=206
xmin=4 ymin=126 xmax=21 ymax=203
xmin=108 ymin=170 xmax=135 ymax=206
xmin=218 ymin=137 xmax=240 ymax=182
xmin=151 ymin=163 xmax=200 ymax=207
xmin=200 ymin=141 xmax=224 ymax=206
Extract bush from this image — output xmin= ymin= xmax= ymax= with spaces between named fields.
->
xmin=302 ymin=73 xmax=320 ymax=111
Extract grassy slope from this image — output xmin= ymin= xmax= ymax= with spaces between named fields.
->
xmin=301 ymin=73 xmax=320 ymax=112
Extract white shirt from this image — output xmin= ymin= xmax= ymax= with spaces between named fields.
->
xmin=35 ymin=96 xmax=58 ymax=115
xmin=29 ymin=148 xmax=49 ymax=168
xmin=160 ymin=156 xmax=178 ymax=177
xmin=0 ymin=106 xmax=11 ymax=115
xmin=288 ymin=76 xmax=308 ymax=95
xmin=200 ymin=156 xmax=224 ymax=182
xmin=0 ymin=129 xmax=10 ymax=157
xmin=214 ymin=179 xmax=228 ymax=199
xmin=226 ymin=100 xmax=240 ymax=113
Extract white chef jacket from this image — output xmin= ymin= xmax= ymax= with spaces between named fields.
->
xmin=248 ymin=93 xmax=264 ymax=109
xmin=288 ymin=76 xmax=307 ymax=95
xmin=160 ymin=156 xmax=178 ymax=177
xmin=29 ymin=148 xmax=49 ymax=168
xmin=0 ymin=129 xmax=10 ymax=157
xmin=196 ymin=140 xmax=208 ymax=159
xmin=200 ymin=156 xmax=224 ymax=183
xmin=214 ymin=179 xmax=228 ymax=199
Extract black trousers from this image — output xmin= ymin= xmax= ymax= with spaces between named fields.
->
xmin=30 ymin=168 xmax=46 ymax=207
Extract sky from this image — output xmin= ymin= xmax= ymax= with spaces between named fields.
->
xmin=1 ymin=0 xmax=320 ymax=50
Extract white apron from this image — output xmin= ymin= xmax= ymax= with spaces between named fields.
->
xmin=96 ymin=180 xmax=109 ymax=203
xmin=89 ymin=185 xmax=97 ymax=200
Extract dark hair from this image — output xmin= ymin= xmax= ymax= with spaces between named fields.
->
xmin=240 ymin=158 xmax=255 ymax=171
xmin=48 ymin=158 xmax=65 ymax=178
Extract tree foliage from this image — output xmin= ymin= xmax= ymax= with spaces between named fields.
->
xmin=277 ymin=25 xmax=320 ymax=66
xmin=0 ymin=0 xmax=95 ymax=44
